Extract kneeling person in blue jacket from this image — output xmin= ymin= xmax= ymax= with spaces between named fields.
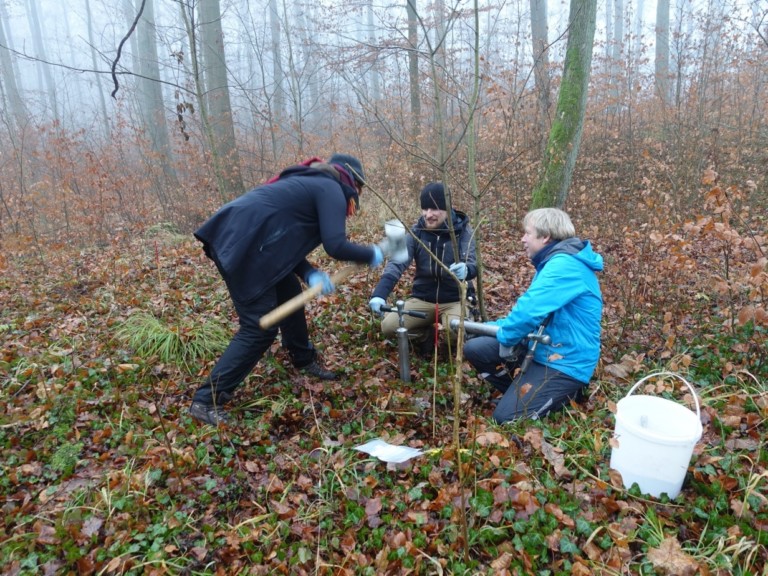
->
xmin=464 ymin=208 xmax=603 ymax=423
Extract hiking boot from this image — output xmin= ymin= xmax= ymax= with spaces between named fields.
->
xmin=300 ymin=360 xmax=338 ymax=381
xmin=189 ymin=401 xmax=231 ymax=426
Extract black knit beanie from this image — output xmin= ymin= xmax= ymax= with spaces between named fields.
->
xmin=328 ymin=153 xmax=365 ymax=185
xmin=420 ymin=182 xmax=446 ymax=210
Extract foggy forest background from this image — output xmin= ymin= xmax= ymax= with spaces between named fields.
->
xmin=1 ymin=0 xmax=764 ymax=246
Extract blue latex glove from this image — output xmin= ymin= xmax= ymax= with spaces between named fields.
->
xmin=369 ymin=245 xmax=384 ymax=268
xmin=449 ymin=262 xmax=468 ymax=280
xmin=307 ymin=271 xmax=335 ymax=295
xmin=369 ymin=296 xmax=386 ymax=315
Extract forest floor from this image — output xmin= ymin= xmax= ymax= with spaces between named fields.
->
xmin=1 ymin=187 xmax=766 ymax=574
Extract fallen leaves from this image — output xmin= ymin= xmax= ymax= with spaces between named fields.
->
xmin=1 ymin=206 xmax=767 ymax=575
xmin=474 ymin=430 xmax=510 ymax=447
xmin=647 ymin=537 xmax=699 ymax=576
xmin=524 ymin=428 xmax=572 ymax=478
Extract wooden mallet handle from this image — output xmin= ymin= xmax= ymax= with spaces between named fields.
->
xmin=258 ymin=265 xmax=362 ymax=329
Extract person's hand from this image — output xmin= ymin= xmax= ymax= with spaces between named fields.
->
xmin=369 ymin=296 xmax=386 ymax=315
xmin=369 ymin=245 xmax=384 ymax=268
xmin=449 ymin=262 xmax=467 ymax=280
xmin=308 ymin=271 xmax=335 ymax=295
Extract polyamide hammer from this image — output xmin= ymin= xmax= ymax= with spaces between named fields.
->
xmin=259 ymin=220 xmax=408 ymax=329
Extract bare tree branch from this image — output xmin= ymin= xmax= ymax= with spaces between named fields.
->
xmin=111 ymin=0 xmax=147 ymax=98
xmin=0 ymin=41 xmax=194 ymax=97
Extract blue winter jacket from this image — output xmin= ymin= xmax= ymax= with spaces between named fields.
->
xmin=194 ymin=164 xmax=375 ymax=303
xmin=491 ymin=238 xmax=603 ymax=383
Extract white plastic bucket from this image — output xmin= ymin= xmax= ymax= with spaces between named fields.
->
xmin=609 ymin=371 xmax=703 ymax=499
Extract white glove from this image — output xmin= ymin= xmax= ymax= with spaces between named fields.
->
xmin=449 ymin=262 xmax=467 ymax=280
xmin=369 ymin=297 xmax=386 ymax=315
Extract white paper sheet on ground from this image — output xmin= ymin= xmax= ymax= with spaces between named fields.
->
xmin=354 ymin=439 xmax=423 ymax=463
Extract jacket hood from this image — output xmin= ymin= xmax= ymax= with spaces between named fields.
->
xmin=535 ymin=237 xmax=603 ymax=272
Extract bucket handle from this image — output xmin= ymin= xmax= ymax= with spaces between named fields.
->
xmin=625 ymin=371 xmax=701 ymax=420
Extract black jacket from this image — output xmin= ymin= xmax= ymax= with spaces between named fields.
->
xmin=372 ymin=210 xmax=477 ymax=304
xmin=195 ymin=164 xmax=375 ymax=303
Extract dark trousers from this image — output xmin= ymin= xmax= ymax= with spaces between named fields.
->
xmin=192 ymin=275 xmax=316 ymax=405
xmin=463 ymin=336 xmax=585 ymax=423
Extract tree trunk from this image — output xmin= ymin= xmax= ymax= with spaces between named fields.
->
xmin=85 ymin=0 xmax=111 ymax=139
xmin=0 ymin=8 xmax=27 ymax=131
xmin=199 ymin=0 xmax=244 ymax=198
xmin=122 ymin=0 xmax=141 ymax=72
xmin=367 ymin=1 xmax=381 ymax=102
xmin=655 ymin=0 xmax=670 ymax=105
xmin=294 ymin=0 xmax=319 ymax=139
xmin=433 ymin=0 xmax=448 ymax=151
xmin=267 ymin=0 xmax=285 ymax=160
xmin=136 ymin=0 xmax=181 ymax=212
xmin=529 ymin=0 xmax=551 ymax=151
xmin=25 ymin=0 xmax=58 ymax=122
xmin=406 ymin=0 xmax=421 ymax=138
xmin=610 ymin=0 xmax=623 ymax=105
xmin=530 ymin=0 xmax=597 ymax=208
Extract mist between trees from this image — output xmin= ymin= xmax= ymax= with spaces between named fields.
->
xmin=0 ymin=0 xmax=765 ymax=248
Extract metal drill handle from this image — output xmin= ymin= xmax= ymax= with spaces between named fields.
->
xmin=528 ymin=333 xmax=552 ymax=345
xmin=380 ymin=303 xmax=427 ymax=319
xmin=449 ymin=318 xmax=499 ymax=337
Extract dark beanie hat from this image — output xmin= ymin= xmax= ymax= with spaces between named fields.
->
xmin=328 ymin=153 xmax=365 ymax=185
xmin=420 ymin=182 xmax=446 ymax=210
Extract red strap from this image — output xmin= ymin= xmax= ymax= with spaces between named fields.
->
xmin=265 ymin=156 xmax=323 ymax=184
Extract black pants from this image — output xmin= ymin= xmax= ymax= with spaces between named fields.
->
xmin=192 ymin=274 xmax=316 ymax=405
xmin=464 ymin=336 xmax=585 ymax=423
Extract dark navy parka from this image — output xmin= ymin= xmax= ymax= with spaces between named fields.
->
xmin=194 ymin=164 xmax=376 ymax=303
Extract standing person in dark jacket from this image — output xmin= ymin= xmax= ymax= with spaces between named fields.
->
xmin=464 ymin=208 xmax=603 ymax=423
xmin=368 ymin=182 xmax=477 ymax=354
xmin=189 ymin=154 xmax=383 ymax=426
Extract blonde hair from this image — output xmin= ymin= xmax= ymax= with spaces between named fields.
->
xmin=523 ymin=208 xmax=576 ymax=240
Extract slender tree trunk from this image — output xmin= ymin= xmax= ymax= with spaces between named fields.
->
xmin=269 ymin=0 xmax=285 ymax=125
xmin=25 ymin=0 xmax=58 ymax=122
xmin=406 ymin=0 xmax=421 ymax=138
xmin=530 ymin=0 xmax=597 ymax=208
xmin=199 ymin=0 xmax=244 ymax=198
xmin=367 ymin=1 xmax=381 ymax=101
xmin=433 ymin=0 xmax=448 ymax=151
xmin=294 ymin=0 xmax=319 ymax=135
xmin=282 ymin=7 xmax=304 ymax=153
xmin=0 ymin=10 xmax=27 ymax=131
xmin=655 ymin=0 xmax=670 ymax=105
xmin=85 ymin=0 xmax=111 ymax=139
xmin=122 ymin=0 xmax=141 ymax=79
xmin=267 ymin=0 xmax=285 ymax=159
xmin=610 ymin=0 xmax=623 ymax=106
xmin=634 ymin=0 xmax=645 ymax=51
xmin=529 ymin=0 xmax=551 ymax=151
xmin=136 ymin=0 xmax=181 ymax=212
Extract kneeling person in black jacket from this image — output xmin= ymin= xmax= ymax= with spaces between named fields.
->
xmin=368 ymin=183 xmax=477 ymax=355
